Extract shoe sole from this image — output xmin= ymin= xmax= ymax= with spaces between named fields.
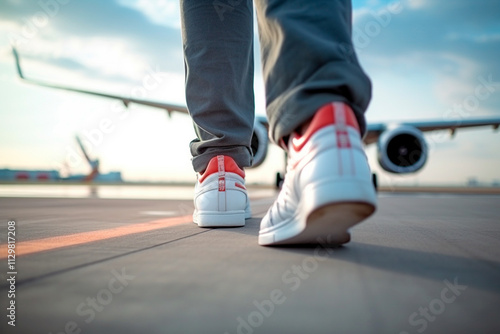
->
xmin=259 ymin=202 xmax=374 ymax=246
xmin=294 ymin=202 xmax=374 ymax=245
xmin=194 ymin=211 xmax=246 ymax=227
xmin=258 ymin=179 xmax=376 ymax=246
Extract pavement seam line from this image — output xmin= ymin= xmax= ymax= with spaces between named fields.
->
xmin=1 ymin=229 xmax=211 ymax=288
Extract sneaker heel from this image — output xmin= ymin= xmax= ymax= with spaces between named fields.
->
xmin=306 ymin=202 xmax=375 ymax=245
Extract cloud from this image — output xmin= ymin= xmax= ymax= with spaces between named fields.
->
xmin=2 ymin=0 xmax=497 ymax=117
xmin=353 ymin=0 xmax=500 ymax=116
xmin=117 ymin=0 xmax=181 ymax=28
xmin=0 ymin=0 xmax=184 ymax=85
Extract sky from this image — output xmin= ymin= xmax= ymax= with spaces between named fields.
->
xmin=0 ymin=0 xmax=499 ymax=186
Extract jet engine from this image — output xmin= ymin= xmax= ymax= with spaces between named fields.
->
xmin=249 ymin=118 xmax=269 ymax=168
xmin=377 ymin=125 xmax=428 ymax=174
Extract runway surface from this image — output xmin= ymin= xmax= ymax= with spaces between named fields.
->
xmin=0 ymin=185 xmax=499 ymax=334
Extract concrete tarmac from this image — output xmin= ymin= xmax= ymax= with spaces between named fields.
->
xmin=0 ymin=186 xmax=499 ymax=334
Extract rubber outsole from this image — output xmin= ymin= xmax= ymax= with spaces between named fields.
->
xmin=259 ymin=202 xmax=375 ymax=246
xmin=194 ymin=211 xmax=246 ymax=228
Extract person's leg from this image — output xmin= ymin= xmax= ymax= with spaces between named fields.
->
xmin=254 ymin=0 xmax=371 ymax=143
xmin=254 ymin=0 xmax=377 ymax=246
xmin=181 ymin=0 xmax=254 ymax=227
xmin=180 ymin=0 xmax=255 ymax=173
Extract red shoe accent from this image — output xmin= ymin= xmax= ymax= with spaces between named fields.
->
xmin=199 ymin=155 xmax=245 ymax=184
xmin=235 ymin=182 xmax=246 ymax=190
xmin=218 ymin=155 xmax=226 ymax=192
xmin=292 ymin=102 xmax=360 ymax=152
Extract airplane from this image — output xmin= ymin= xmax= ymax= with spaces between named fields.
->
xmin=64 ymin=135 xmax=122 ymax=182
xmin=12 ymin=48 xmax=500 ymax=188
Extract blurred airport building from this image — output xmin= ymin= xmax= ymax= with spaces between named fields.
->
xmin=0 ymin=168 xmax=122 ymax=182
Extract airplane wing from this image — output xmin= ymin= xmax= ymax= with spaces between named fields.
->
xmin=364 ymin=118 xmax=500 ymax=145
xmin=13 ymin=47 xmax=499 ymax=149
xmin=13 ymin=48 xmax=269 ymax=168
xmin=12 ymin=48 xmax=188 ymax=115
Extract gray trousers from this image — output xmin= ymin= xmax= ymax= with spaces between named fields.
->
xmin=181 ymin=0 xmax=371 ymax=172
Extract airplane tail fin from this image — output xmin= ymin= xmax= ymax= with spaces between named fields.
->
xmin=76 ymin=135 xmax=100 ymax=181
xmin=12 ymin=47 xmax=25 ymax=79
xmin=75 ymin=135 xmax=93 ymax=166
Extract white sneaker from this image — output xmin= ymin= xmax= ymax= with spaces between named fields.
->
xmin=258 ymin=102 xmax=377 ymax=246
xmin=194 ymin=155 xmax=251 ymax=227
